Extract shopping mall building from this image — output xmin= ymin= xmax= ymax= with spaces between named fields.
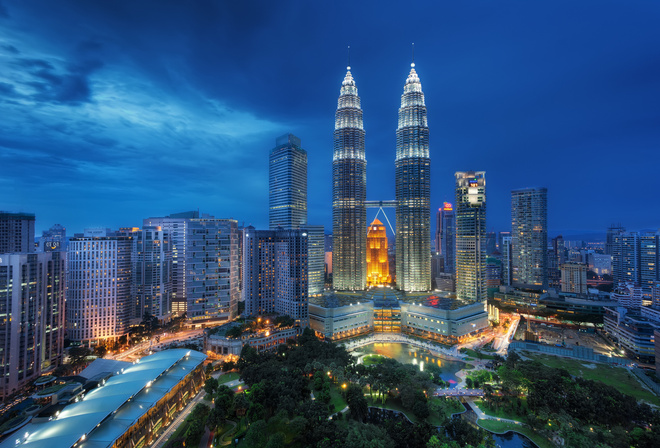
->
xmin=308 ymin=287 xmax=489 ymax=345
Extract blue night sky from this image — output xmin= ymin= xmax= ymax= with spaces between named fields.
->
xmin=0 ymin=1 xmax=659 ymax=238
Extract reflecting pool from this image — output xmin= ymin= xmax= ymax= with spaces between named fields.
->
xmin=351 ymin=342 xmax=466 ymax=386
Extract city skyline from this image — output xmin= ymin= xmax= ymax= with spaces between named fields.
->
xmin=1 ymin=1 xmax=659 ymax=237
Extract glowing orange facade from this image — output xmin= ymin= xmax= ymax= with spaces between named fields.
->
xmin=366 ymin=218 xmax=391 ymax=286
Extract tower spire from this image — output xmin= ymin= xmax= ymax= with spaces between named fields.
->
xmin=411 ymin=42 xmax=415 ymax=67
xmin=347 ymin=45 xmax=351 ymax=70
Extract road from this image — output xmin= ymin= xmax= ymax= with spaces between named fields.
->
xmin=494 ymin=314 xmax=520 ymax=354
xmin=109 ymin=329 xmax=203 ymax=362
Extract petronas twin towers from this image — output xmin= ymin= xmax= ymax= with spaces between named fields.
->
xmin=332 ymin=62 xmax=431 ymax=292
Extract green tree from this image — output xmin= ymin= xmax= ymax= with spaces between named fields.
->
xmin=265 ymin=432 xmax=286 ymax=448
xmin=243 ymin=419 xmax=268 ymax=448
xmin=346 ymin=384 xmax=368 ymax=422
xmin=203 ymin=376 xmax=218 ymax=395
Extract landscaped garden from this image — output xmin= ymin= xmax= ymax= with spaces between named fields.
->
xmin=524 ymin=352 xmax=660 ymax=406
xmin=477 ymin=419 xmax=555 ymax=448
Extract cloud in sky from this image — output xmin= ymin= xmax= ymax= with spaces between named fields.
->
xmin=0 ymin=0 xmax=659 ymax=236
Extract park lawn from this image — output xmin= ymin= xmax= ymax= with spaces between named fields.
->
xmin=214 ymin=420 xmax=237 ymax=444
xmin=477 ymin=419 xmax=555 ymax=448
xmin=218 ymin=371 xmax=240 ymax=384
xmin=474 ymin=398 xmax=527 ymax=421
xmin=460 ymin=348 xmax=495 ymax=359
xmin=329 ymin=385 xmax=348 ymax=413
xmin=362 ymin=354 xmax=386 ymax=366
xmin=525 ymin=353 xmax=660 ymax=406
xmin=428 ymin=397 xmax=464 ymax=425
xmin=366 ymin=395 xmax=419 ymax=423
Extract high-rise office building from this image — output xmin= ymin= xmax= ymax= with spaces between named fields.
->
xmin=186 ymin=217 xmax=239 ymax=324
xmin=511 ymin=187 xmax=548 ymax=290
xmin=497 ymin=231 xmax=511 ymax=253
xmin=306 ymin=225 xmax=325 ymax=296
xmin=0 ymin=252 xmax=65 ymax=399
xmin=612 ymin=231 xmax=659 ymax=296
xmin=561 ymin=262 xmax=588 ymax=294
xmin=501 ymin=236 xmax=513 ymax=286
xmin=436 ymin=203 xmax=455 ymax=275
xmin=122 ymin=226 xmax=172 ymax=322
xmin=243 ymin=227 xmax=309 ymax=325
xmin=640 ymin=232 xmax=659 ymax=294
xmin=144 ymin=211 xmax=199 ymax=316
xmin=37 ymin=224 xmax=66 ymax=252
xmin=67 ymin=229 xmax=132 ymax=344
xmin=612 ymin=232 xmax=640 ymax=287
xmin=269 ymin=134 xmax=308 ymax=230
xmin=268 ymin=133 xmax=323 ymax=296
xmin=455 ymin=171 xmax=487 ymax=303
xmin=395 ymin=63 xmax=431 ymax=292
xmin=366 ymin=218 xmax=391 ymax=286
xmin=332 ymin=66 xmax=367 ymax=291
xmin=606 ymin=224 xmax=625 ymax=255
xmin=0 ymin=211 xmax=35 ymax=253
xmin=486 ymin=232 xmax=497 ymax=255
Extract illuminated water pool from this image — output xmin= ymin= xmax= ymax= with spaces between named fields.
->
xmin=351 ymin=342 xmax=466 ymax=386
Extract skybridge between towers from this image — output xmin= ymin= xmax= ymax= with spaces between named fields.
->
xmin=365 ymin=200 xmax=396 ymax=235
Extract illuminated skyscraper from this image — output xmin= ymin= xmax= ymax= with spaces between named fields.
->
xmin=243 ymin=226 xmax=309 ymax=325
xmin=269 ymin=134 xmax=307 ymax=229
xmin=332 ymin=66 xmax=367 ymax=291
xmin=0 ymin=251 xmax=65 ymax=399
xmin=511 ymin=187 xmax=548 ymax=290
xmin=144 ymin=211 xmax=200 ymax=315
xmin=455 ymin=171 xmax=487 ymax=303
xmin=366 ymin=218 xmax=391 ymax=286
xmin=396 ymin=63 xmax=431 ymax=292
xmin=436 ymin=203 xmax=455 ymax=274
xmin=67 ymin=229 xmax=132 ymax=344
xmin=186 ymin=217 xmax=239 ymax=324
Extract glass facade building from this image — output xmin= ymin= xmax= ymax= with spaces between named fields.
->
xmin=455 ymin=171 xmax=487 ymax=303
xmin=269 ymin=133 xmax=308 ymax=230
xmin=332 ymin=67 xmax=367 ymax=291
xmin=186 ymin=218 xmax=239 ymax=324
xmin=395 ymin=64 xmax=431 ymax=292
xmin=511 ymin=187 xmax=548 ymax=290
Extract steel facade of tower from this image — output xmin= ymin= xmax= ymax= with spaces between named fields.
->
xmin=455 ymin=171 xmax=487 ymax=303
xmin=332 ymin=68 xmax=367 ymax=291
xmin=395 ymin=64 xmax=431 ymax=292
xmin=269 ymin=134 xmax=308 ymax=230
xmin=511 ymin=187 xmax=548 ymax=290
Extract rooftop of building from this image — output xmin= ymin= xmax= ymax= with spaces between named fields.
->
xmin=309 ymin=288 xmax=464 ymax=310
xmin=1 ymin=349 xmax=206 ymax=448
xmin=0 ymin=211 xmax=35 ymax=219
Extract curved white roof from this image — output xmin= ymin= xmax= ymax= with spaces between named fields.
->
xmin=2 ymin=349 xmax=206 ymax=448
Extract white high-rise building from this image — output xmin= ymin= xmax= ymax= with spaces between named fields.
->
xmin=67 ymin=229 xmax=132 ymax=345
